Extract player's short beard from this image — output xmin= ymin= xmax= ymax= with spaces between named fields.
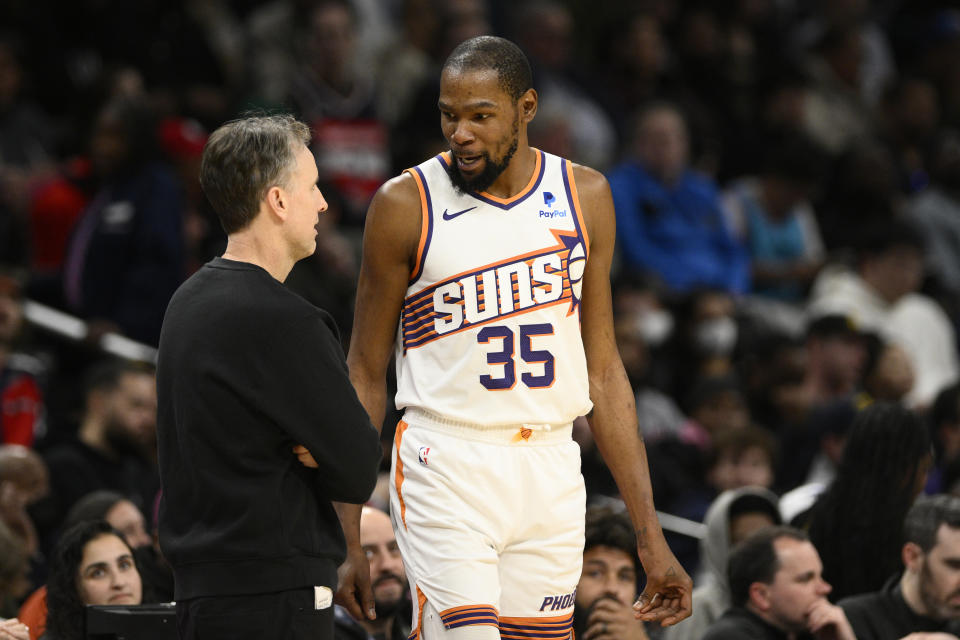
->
xmin=446 ymin=120 xmax=519 ymax=195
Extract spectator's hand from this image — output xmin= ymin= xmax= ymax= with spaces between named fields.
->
xmin=584 ymin=597 xmax=649 ymax=640
xmin=335 ymin=545 xmax=376 ymax=621
xmin=292 ymin=445 xmax=318 ymax=468
xmin=633 ymin=537 xmax=693 ymax=627
xmin=0 ymin=618 xmax=30 ymax=640
xmin=806 ymin=599 xmax=856 ymax=640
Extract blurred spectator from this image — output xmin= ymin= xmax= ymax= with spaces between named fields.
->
xmin=663 ymin=487 xmax=781 ymax=640
xmin=0 ymin=34 xmax=55 ymax=269
xmin=608 ymin=102 xmax=749 ymax=294
xmin=809 ymin=220 xmax=959 ymax=407
xmin=880 ymin=77 xmax=940 ymax=194
xmin=703 ymin=526 xmax=856 ymax=640
xmin=807 ymin=402 xmax=933 ymax=601
xmin=0 ymin=520 xmax=29 ymax=622
xmin=44 ymin=520 xmax=142 ymax=640
xmin=572 ymin=504 xmax=649 ymax=640
xmin=286 ymin=0 xmax=390 ymax=226
xmin=840 ymin=494 xmax=960 ymax=639
xmin=60 ymin=97 xmax=185 ymax=346
xmin=32 ymin=360 xmax=158 ymax=557
xmin=907 ymin=129 xmax=960 ymax=295
xmin=927 ymin=383 xmax=960 ymax=496
xmin=861 ymin=334 xmax=914 ymax=405
xmin=802 ymin=314 xmax=868 ymax=406
xmin=334 ymin=506 xmax=409 ymax=640
xmin=0 ymin=272 xmax=44 ymax=447
xmin=514 ymin=1 xmax=616 ymax=170
xmin=815 ymin=141 xmax=901 ymax=254
xmin=0 ymin=445 xmax=47 ymax=557
xmin=722 ymin=134 xmax=827 ymax=302
xmin=707 ymin=427 xmax=777 ymax=495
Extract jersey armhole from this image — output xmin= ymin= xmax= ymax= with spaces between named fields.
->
xmin=405 ymin=166 xmax=434 ymax=285
xmin=562 ymin=160 xmax=590 ymax=259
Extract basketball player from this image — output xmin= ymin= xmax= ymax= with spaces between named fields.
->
xmin=338 ymin=36 xmax=692 ymax=639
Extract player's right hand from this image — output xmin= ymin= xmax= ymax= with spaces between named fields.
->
xmin=335 ymin=546 xmax=377 ymax=621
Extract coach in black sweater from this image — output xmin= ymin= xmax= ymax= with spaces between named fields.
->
xmin=157 ymin=114 xmax=381 ymax=640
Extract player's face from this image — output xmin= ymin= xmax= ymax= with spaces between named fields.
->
xmin=439 ymin=67 xmax=522 ymax=194
xmin=576 ymin=545 xmax=637 ymax=608
xmin=917 ymin=525 xmax=960 ymax=620
xmin=78 ymin=534 xmax=143 ymax=606
xmin=283 ymin=144 xmax=328 ymax=261
xmin=760 ymin=538 xmax=831 ymax=632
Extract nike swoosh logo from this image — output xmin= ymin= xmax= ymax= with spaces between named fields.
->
xmin=442 ymin=206 xmax=477 ymax=221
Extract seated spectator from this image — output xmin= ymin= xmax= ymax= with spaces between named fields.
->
xmin=703 ymin=526 xmax=856 ymax=640
xmin=572 ymin=504 xmax=649 ymax=640
xmin=807 ymin=403 xmax=933 ymax=601
xmin=663 ymin=487 xmax=781 ymax=640
xmin=32 ymin=361 xmax=158 ymax=557
xmin=43 ymin=520 xmax=141 ymax=640
xmin=928 ymin=383 xmax=960 ymax=495
xmin=840 ymin=494 xmax=960 ymax=639
xmin=0 ymin=519 xmax=30 ymax=620
xmin=722 ymin=134 xmax=827 ymax=302
xmin=334 ymin=506 xmax=409 ymax=640
xmin=607 ymin=102 xmax=748 ymax=294
xmin=0 ymin=445 xmax=47 ymax=557
xmin=0 ymin=271 xmax=44 ymax=447
xmin=861 ymin=335 xmax=915 ymax=405
xmin=802 ymin=315 xmax=868 ymax=407
xmin=809 ymin=220 xmax=959 ymax=407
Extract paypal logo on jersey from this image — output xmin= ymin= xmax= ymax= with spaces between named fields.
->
xmin=540 ymin=191 xmax=567 ymax=218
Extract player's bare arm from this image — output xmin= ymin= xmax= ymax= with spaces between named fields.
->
xmin=574 ymin=164 xmax=693 ymax=627
xmin=335 ymin=173 xmax=422 ymax=621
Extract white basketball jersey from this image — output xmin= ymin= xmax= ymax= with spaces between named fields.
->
xmin=394 ymin=150 xmax=593 ymax=426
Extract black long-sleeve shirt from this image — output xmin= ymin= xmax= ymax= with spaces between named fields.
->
xmin=157 ymin=257 xmax=381 ymax=600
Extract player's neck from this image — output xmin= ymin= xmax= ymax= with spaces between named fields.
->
xmin=484 ymin=145 xmax=538 ymax=199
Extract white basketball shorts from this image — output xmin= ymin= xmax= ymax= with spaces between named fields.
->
xmin=389 ymin=408 xmax=585 ymax=640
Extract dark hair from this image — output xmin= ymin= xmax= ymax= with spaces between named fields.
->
xmin=83 ymin=359 xmax=154 ymax=400
xmin=763 ymin=133 xmax=827 ymax=185
xmin=64 ymin=491 xmax=126 ymax=531
xmin=443 ymin=36 xmax=533 ymax=101
xmin=856 ymin=219 xmax=925 ymax=262
xmin=904 ymin=494 xmax=960 ymax=552
xmin=584 ymin=504 xmax=638 ymax=571
xmin=46 ymin=521 xmax=137 ymax=640
xmin=807 ymin=403 xmax=932 ymax=600
xmin=930 ymin=383 xmax=960 ymax=460
xmin=199 ymin=113 xmax=312 ymax=234
xmin=728 ymin=526 xmax=808 ymax=607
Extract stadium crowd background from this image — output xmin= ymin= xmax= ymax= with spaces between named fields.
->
xmin=2 ymin=0 xmax=960 ymax=636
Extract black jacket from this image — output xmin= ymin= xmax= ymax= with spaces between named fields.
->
xmin=840 ymin=574 xmax=960 ymax=640
xmin=157 ymin=258 xmax=381 ymax=599
xmin=702 ymin=607 xmax=811 ymax=640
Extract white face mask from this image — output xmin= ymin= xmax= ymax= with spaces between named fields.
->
xmin=694 ymin=316 xmax=738 ymax=355
xmin=634 ymin=309 xmax=674 ymax=347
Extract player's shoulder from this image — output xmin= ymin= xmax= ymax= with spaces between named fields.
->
xmin=372 ymin=171 xmax=421 ymax=210
xmin=569 ymin=162 xmax=611 ymax=200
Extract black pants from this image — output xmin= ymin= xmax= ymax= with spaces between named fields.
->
xmin=176 ymin=588 xmax=333 ymax=640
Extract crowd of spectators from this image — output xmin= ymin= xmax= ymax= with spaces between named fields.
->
xmin=2 ymin=0 xmax=960 ymax=637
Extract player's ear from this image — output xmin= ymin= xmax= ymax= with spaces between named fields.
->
xmin=519 ymin=88 xmax=537 ymax=123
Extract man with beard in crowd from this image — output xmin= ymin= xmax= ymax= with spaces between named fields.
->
xmin=336 ymin=506 xmax=410 ymax=640
xmin=32 ymin=360 xmax=158 ymax=555
xmin=572 ymin=504 xmax=650 ymax=640
xmin=840 ymin=494 xmax=960 ymax=639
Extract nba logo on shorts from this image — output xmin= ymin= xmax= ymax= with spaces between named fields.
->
xmin=543 ymin=191 xmax=555 ymax=207
xmin=418 ymin=446 xmax=431 ymax=466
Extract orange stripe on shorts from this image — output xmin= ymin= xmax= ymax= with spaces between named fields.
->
xmin=394 ymin=420 xmax=409 ymax=529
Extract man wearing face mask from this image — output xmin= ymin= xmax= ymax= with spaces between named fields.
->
xmin=335 ymin=506 xmax=410 ymax=640
xmin=839 ymin=494 xmax=960 ymax=639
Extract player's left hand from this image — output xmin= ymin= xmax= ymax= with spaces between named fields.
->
xmin=293 ymin=444 xmax=318 ymax=468
xmin=633 ymin=536 xmax=692 ymax=627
